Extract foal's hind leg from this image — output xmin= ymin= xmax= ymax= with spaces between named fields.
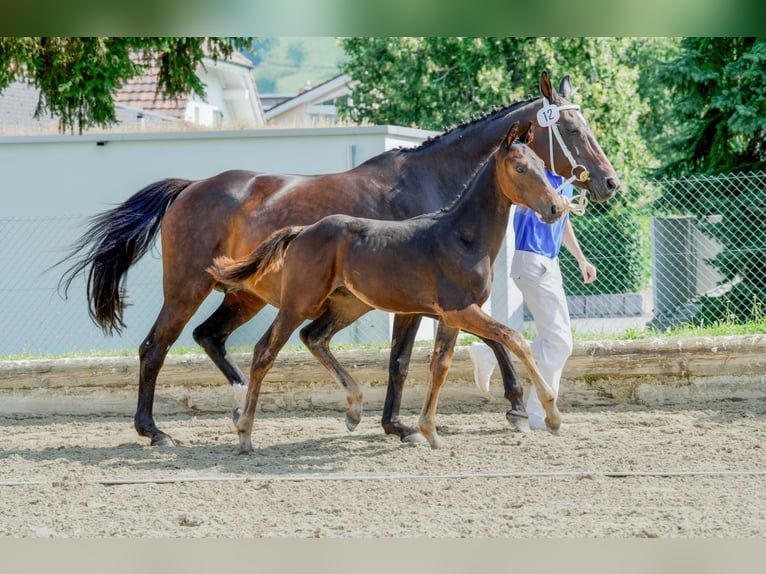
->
xmin=237 ymin=310 xmax=305 ymax=454
xmin=299 ymin=295 xmax=371 ymax=432
xmin=481 ymin=339 xmax=530 ymax=433
xmin=418 ymin=322 xmax=460 ymax=449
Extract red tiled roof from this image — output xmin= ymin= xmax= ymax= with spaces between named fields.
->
xmin=113 ymin=65 xmax=187 ymax=119
xmin=113 ymin=51 xmax=252 ymax=120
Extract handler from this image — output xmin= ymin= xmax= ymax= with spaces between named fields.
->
xmin=469 ymin=168 xmax=596 ymax=430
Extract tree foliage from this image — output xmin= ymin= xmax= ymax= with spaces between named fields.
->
xmin=339 ymin=37 xmax=677 ymax=193
xmin=653 ymin=37 xmax=766 ymax=178
xmin=0 ymin=37 xmax=252 ymax=134
xmin=339 ymin=37 xmax=679 ymax=296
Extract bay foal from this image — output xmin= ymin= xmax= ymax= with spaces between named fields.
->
xmin=209 ymin=123 xmax=569 ymax=453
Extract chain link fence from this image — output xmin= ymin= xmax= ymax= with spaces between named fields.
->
xmin=2 ymin=171 xmax=764 ymax=357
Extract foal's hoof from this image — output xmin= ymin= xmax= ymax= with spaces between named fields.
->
xmin=506 ymin=410 xmax=530 ymax=434
xmin=427 ymin=435 xmax=447 ymax=450
xmin=345 ymin=413 xmax=360 ymax=432
xmin=345 ymin=402 xmax=363 ymax=432
xmin=151 ymin=434 xmax=176 ymax=447
xmin=401 ymin=431 xmax=428 ymax=446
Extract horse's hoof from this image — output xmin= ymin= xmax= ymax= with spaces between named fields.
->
xmin=506 ymin=410 xmax=530 ymax=434
xmin=401 ymin=431 xmax=428 ymax=445
xmin=151 ymin=434 xmax=176 ymax=447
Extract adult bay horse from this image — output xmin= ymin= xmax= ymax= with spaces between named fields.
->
xmin=210 ymin=123 xmax=568 ymax=452
xmin=59 ymin=71 xmax=620 ymax=446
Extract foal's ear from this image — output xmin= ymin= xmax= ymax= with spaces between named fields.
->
xmin=540 ymin=70 xmax=553 ymax=101
xmin=559 ymin=75 xmax=572 ymax=100
xmin=504 ymin=122 xmax=520 ymax=149
xmin=521 ymin=121 xmax=534 ymax=145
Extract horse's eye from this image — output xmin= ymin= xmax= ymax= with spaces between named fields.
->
xmin=515 ymin=166 xmax=525 ymax=174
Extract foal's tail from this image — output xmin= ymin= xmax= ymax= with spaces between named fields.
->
xmin=208 ymin=226 xmax=305 ymax=289
xmin=57 ymin=178 xmax=193 ymax=335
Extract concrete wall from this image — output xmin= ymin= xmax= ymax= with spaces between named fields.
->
xmin=1 ymin=125 xmax=526 ymax=357
xmin=1 ymin=126 xmax=448 ymax=356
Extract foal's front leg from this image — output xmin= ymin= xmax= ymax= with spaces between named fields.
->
xmin=418 ymin=322 xmax=460 ymax=449
xmin=443 ymin=305 xmax=561 ymax=432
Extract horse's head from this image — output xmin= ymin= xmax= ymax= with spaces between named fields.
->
xmin=495 ymin=122 xmax=568 ymax=224
xmin=528 ymin=70 xmax=621 ymax=203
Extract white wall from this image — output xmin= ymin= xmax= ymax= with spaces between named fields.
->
xmin=1 ymin=124 xmax=521 ymax=357
xmin=0 ymin=126 xmax=440 ymax=356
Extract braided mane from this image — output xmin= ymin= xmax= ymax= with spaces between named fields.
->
xmin=396 ymin=96 xmax=539 ymax=154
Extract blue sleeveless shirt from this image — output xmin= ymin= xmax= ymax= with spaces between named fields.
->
xmin=513 ymin=170 xmax=572 ymax=259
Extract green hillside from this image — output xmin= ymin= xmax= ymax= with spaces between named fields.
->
xmin=245 ymin=37 xmax=346 ymax=94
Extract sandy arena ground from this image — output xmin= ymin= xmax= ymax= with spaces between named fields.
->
xmin=2 ymin=398 xmax=766 ymax=538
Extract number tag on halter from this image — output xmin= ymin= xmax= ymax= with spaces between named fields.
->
xmin=537 ymin=104 xmax=560 ymax=127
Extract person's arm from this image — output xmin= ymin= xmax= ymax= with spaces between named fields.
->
xmin=561 ymin=218 xmax=597 ymax=284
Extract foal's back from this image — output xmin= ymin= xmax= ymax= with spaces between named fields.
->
xmin=280 ymin=211 xmax=488 ymax=318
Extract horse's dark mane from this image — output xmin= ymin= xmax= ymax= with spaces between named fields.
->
xmin=393 ymin=96 xmax=540 ymax=155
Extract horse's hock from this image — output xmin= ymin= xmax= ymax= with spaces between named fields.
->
xmin=1 ymin=335 xmax=764 ymax=418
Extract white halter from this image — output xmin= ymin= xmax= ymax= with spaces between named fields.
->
xmin=538 ymin=97 xmax=590 ymax=216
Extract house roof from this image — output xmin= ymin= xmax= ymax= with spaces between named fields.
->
xmin=264 ymin=73 xmax=351 ymax=122
xmin=0 ymin=51 xmax=262 ymax=134
xmin=113 ymin=64 xmax=187 ymax=119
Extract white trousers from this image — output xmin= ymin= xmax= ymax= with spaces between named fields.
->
xmin=510 ymin=250 xmax=573 ymax=429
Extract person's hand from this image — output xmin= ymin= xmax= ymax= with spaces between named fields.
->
xmin=579 ymin=259 xmax=597 ymax=284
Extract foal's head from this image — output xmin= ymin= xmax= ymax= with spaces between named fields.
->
xmin=494 ymin=122 xmax=568 ymax=224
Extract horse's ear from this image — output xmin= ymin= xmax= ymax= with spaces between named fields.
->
xmin=559 ymin=75 xmax=572 ymax=99
xmin=522 ymin=121 xmax=534 ymax=145
xmin=540 ymin=70 xmax=553 ymax=101
xmin=504 ymin=122 xmax=520 ymax=149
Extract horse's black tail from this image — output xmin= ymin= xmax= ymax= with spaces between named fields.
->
xmin=57 ymin=178 xmax=192 ymax=335
xmin=208 ymin=226 xmax=305 ymax=289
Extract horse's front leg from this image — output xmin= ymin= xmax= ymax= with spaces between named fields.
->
xmin=418 ymin=322 xmax=460 ymax=449
xmin=481 ymin=339 xmax=530 ymax=433
xmin=383 ymin=314 xmax=427 ymax=443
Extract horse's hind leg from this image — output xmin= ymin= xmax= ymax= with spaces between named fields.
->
xmin=383 ymin=314 xmax=427 ymax=444
xmin=481 ymin=339 xmax=530 ymax=433
xmin=299 ymin=296 xmax=371 ymax=432
xmin=192 ymin=291 xmax=267 ymax=421
xmin=136 ymin=298 xmax=206 ymax=446
xmin=193 ymin=291 xmax=266 ymax=386
xmin=418 ymin=322 xmax=460 ymax=449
